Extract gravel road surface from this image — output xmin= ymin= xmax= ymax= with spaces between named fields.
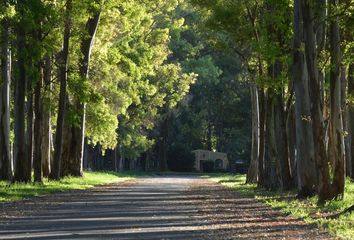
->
xmin=0 ymin=176 xmax=331 ymax=239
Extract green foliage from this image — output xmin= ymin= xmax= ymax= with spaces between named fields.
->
xmin=151 ymin=63 xmax=197 ymax=109
xmin=0 ymin=2 xmax=15 ymax=20
xmin=94 ymin=0 xmax=198 ymax=158
xmin=161 ymin=3 xmax=251 ymax=171
xmin=167 ymin=142 xmax=195 ymax=171
xmin=45 ymin=0 xmax=193 ymax=155
xmin=3 ymin=0 xmax=250 ymax=175
xmin=86 ymin=98 xmax=118 ymax=150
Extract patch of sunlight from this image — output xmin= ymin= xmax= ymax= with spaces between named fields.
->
xmin=0 ymin=171 xmax=138 ymax=202
xmin=207 ymin=173 xmax=354 ymax=240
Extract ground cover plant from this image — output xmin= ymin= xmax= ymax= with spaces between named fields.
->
xmin=209 ymin=174 xmax=354 ymax=240
xmin=0 ymin=171 xmax=137 ymax=202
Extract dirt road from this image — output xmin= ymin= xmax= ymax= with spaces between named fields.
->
xmin=0 ymin=176 xmax=330 ymax=239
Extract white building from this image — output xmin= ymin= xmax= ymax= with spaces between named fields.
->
xmin=192 ymin=149 xmax=228 ymax=172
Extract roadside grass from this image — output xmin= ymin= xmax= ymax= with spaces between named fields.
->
xmin=0 ymin=171 xmax=140 ymax=202
xmin=208 ymin=174 xmax=354 ymax=240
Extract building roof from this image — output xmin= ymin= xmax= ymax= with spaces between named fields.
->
xmin=192 ymin=149 xmax=227 ymax=155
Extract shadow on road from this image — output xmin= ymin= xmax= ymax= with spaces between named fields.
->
xmin=0 ymin=176 xmax=330 ymax=239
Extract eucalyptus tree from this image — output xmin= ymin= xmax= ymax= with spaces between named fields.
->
xmin=13 ymin=0 xmax=30 ymax=182
xmin=50 ymin=0 xmax=72 ymax=180
xmin=0 ymin=0 xmax=13 ymax=180
xmin=30 ymin=0 xmax=48 ymax=183
xmin=60 ymin=0 xmax=103 ymax=177
xmin=192 ymin=0 xmax=294 ymax=190
xmin=10 ymin=0 xmax=58 ymax=182
xmin=341 ymin=0 xmax=354 ymax=179
xmin=161 ymin=3 xmax=250 ymax=172
xmin=298 ymin=0 xmax=347 ymax=202
xmin=98 ymin=0 xmax=196 ymax=170
xmin=191 ymin=0 xmax=265 ymax=184
xmin=293 ymin=0 xmax=318 ymax=196
xmin=327 ymin=0 xmax=345 ymax=199
xmin=259 ymin=0 xmax=293 ymax=190
xmin=152 ymin=64 xmax=196 ymax=171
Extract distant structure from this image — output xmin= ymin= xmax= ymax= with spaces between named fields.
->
xmin=192 ymin=149 xmax=228 ymax=172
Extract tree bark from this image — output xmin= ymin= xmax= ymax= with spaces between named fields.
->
xmin=119 ymin=145 xmax=124 ymax=172
xmin=25 ymin=72 xmax=34 ymax=182
xmin=274 ymin=94 xmax=292 ymax=190
xmin=158 ymin=113 xmax=169 ymax=172
xmin=33 ymin=61 xmax=43 ymax=183
xmin=0 ymin=12 xmax=12 ymax=180
xmin=206 ymin=108 xmax=213 ymax=151
xmin=286 ymin=104 xmax=297 ymax=184
xmin=32 ymin=21 xmax=44 ymax=183
xmin=264 ymin=92 xmax=281 ymax=190
xmin=264 ymin=61 xmax=292 ymax=191
xmin=342 ymin=66 xmax=351 ymax=177
xmin=41 ymin=57 xmax=52 ymax=177
xmin=14 ymin=1 xmax=30 ymax=182
xmin=50 ymin=0 xmax=72 ymax=180
xmin=348 ymin=64 xmax=354 ymax=179
xmin=293 ymin=0 xmax=318 ymax=197
xmin=113 ymin=146 xmax=118 ymax=172
xmin=246 ymin=81 xmax=259 ymax=183
xmin=316 ymin=0 xmax=327 ymax=113
xmin=327 ymin=0 xmax=345 ymax=198
xmin=257 ymin=88 xmax=266 ymax=187
xmin=302 ymin=0 xmax=332 ymax=202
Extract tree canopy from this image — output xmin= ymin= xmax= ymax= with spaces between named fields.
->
xmin=0 ymin=0 xmax=353 ymax=205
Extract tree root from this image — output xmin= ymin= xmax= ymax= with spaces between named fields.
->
xmin=326 ymin=204 xmax=354 ymax=219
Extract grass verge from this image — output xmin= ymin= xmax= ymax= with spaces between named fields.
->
xmin=208 ymin=174 xmax=354 ymax=240
xmin=0 ymin=171 xmax=140 ymax=202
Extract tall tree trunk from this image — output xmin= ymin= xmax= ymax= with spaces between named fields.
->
xmin=33 ymin=61 xmax=43 ymax=183
xmin=206 ymin=108 xmax=213 ymax=151
xmin=60 ymin=112 xmax=73 ymax=176
xmin=274 ymin=94 xmax=292 ymax=190
xmin=25 ymin=73 xmax=34 ymax=182
xmin=262 ymin=1 xmax=291 ymax=190
xmin=41 ymin=57 xmax=52 ymax=177
xmin=158 ymin=113 xmax=169 ymax=172
xmin=302 ymin=0 xmax=332 ymax=202
xmin=113 ymin=146 xmax=118 ymax=172
xmin=61 ymin=11 xmax=101 ymax=177
xmin=264 ymin=92 xmax=281 ymax=190
xmin=348 ymin=64 xmax=354 ymax=179
xmin=316 ymin=0 xmax=327 ymax=113
xmin=342 ymin=66 xmax=351 ymax=177
xmin=265 ymin=60 xmax=292 ymax=191
xmin=50 ymin=0 xmax=72 ymax=180
xmin=118 ymin=145 xmax=124 ymax=172
xmin=14 ymin=1 xmax=30 ymax=182
xmin=257 ymin=88 xmax=266 ymax=186
xmin=286 ymin=104 xmax=296 ymax=184
xmin=328 ymin=0 xmax=345 ymax=198
xmin=145 ymin=149 xmax=151 ymax=172
xmin=246 ymin=81 xmax=259 ymax=183
xmin=293 ymin=0 xmax=317 ymax=197
xmin=0 ymin=12 xmax=12 ymax=180
xmin=32 ymin=22 xmax=43 ymax=183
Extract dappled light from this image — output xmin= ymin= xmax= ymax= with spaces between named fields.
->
xmin=0 ymin=177 xmax=330 ymax=239
xmin=0 ymin=0 xmax=353 ymax=239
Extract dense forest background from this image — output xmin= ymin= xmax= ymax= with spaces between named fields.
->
xmin=0 ymin=0 xmax=252 ymax=179
xmin=0 ymin=0 xmax=353 ymax=204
